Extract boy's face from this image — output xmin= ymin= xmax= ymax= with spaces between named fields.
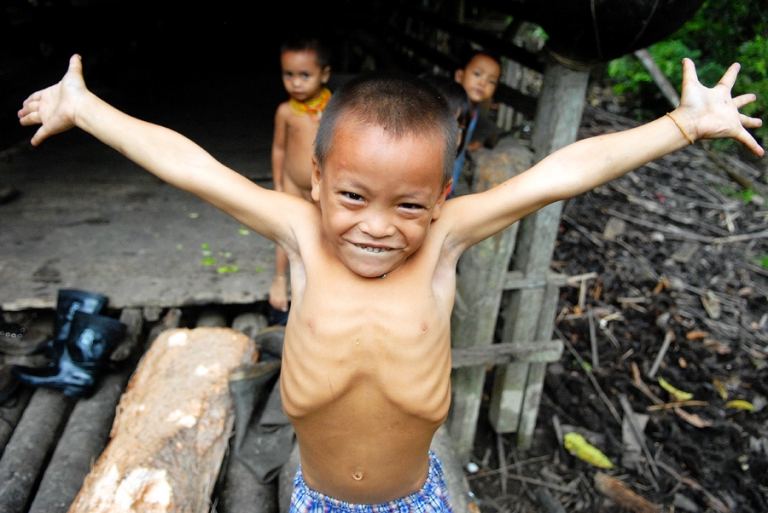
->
xmin=311 ymin=119 xmax=450 ymax=278
xmin=280 ymin=50 xmax=330 ymax=102
xmin=455 ymin=54 xmax=500 ymax=104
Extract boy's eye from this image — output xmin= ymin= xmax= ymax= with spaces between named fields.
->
xmin=301 ymin=73 xmax=310 ymax=79
xmin=400 ymin=203 xmax=424 ymax=210
xmin=343 ymin=192 xmax=364 ymax=201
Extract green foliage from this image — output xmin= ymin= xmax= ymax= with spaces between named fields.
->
xmin=718 ymin=186 xmax=756 ymax=204
xmin=603 ymin=0 xmax=768 ymax=147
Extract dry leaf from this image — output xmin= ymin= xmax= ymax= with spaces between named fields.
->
xmin=701 ymin=291 xmax=721 ymax=320
xmin=685 ymin=330 xmax=709 ymax=340
xmin=703 ymin=339 xmax=732 ymax=354
xmin=594 ymin=472 xmax=661 ymax=513
xmin=713 ymin=379 xmax=728 ymax=400
xmin=674 ymin=406 xmax=711 ymax=427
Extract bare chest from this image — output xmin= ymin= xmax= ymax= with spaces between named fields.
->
xmin=281 ymin=271 xmax=453 ymax=421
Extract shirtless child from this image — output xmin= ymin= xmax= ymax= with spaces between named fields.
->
xmin=270 ymin=37 xmax=332 ymax=319
xmin=18 ymin=55 xmax=762 ymax=511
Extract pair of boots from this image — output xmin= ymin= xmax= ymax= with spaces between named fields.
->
xmin=14 ymin=289 xmax=126 ymax=398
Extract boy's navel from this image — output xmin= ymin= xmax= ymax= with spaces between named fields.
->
xmin=352 ymin=467 xmax=365 ymax=481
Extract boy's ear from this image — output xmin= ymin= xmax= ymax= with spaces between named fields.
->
xmin=431 ymin=179 xmax=453 ymax=221
xmin=454 ymin=69 xmax=464 ymax=83
xmin=321 ymin=66 xmax=331 ymax=84
xmin=311 ymin=157 xmax=322 ymax=203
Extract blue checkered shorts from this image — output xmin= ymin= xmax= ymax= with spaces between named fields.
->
xmin=289 ymin=451 xmax=453 ymax=512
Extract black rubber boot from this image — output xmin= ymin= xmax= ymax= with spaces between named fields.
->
xmin=15 ymin=311 xmax=126 ymax=397
xmin=45 ymin=289 xmax=109 ymax=360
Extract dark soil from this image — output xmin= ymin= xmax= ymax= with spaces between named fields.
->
xmin=466 ymin=105 xmax=768 ymax=512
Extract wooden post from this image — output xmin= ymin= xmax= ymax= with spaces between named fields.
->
xmin=488 ymin=55 xmax=590 ymax=448
xmin=448 ymin=137 xmax=533 ymax=463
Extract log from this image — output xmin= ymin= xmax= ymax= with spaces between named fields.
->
xmin=68 ymin=327 xmax=254 ymax=513
xmin=0 ymin=388 xmax=76 ymax=513
xmin=0 ymin=385 xmax=33 ymax=452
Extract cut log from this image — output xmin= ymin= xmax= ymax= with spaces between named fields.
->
xmin=0 ymin=388 xmax=76 ymax=513
xmin=68 ymin=327 xmax=255 ymax=513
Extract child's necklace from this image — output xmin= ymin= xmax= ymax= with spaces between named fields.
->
xmin=289 ymin=88 xmax=331 ymax=120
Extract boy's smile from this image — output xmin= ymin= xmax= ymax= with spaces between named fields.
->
xmin=311 ymin=120 xmax=449 ymax=278
xmin=281 ymin=49 xmax=330 ymax=103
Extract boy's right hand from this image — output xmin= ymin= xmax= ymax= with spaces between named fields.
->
xmin=18 ymin=54 xmax=88 ymax=147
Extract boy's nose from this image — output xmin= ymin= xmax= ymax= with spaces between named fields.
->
xmin=359 ymin=212 xmax=396 ymax=238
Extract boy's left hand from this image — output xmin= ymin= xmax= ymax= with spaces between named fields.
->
xmin=678 ymin=58 xmax=763 ymax=157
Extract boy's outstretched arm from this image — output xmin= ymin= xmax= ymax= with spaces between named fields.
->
xmin=446 ymin=58 xmax=763 ymax=251
xmin=18 ymin=55 xmax=300 ymax=244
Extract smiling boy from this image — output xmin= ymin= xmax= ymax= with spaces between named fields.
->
xmin=18 ymin=55 xmax=762 ymax=511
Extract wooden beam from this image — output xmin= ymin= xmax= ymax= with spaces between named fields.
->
xmin=489 ymin=55 xmax=590 ymax=449
xmin=448 ymin=137 xmax=533 ymax=464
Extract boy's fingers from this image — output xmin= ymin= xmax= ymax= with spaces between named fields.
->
xmin=680 ymin=58 xmax=699 ymax=88
xmin=68 ymin=54 xmax=83 ymax=74
xmin=717 ymin=62 xmax=741 ymax=90
xmin=740 ymin=113 xmax=763 ymax=129
xmin=19 ymin=111 xmax=40 ymax=127
xmin=31 ymin=127 xmax=49 ymax=147
xmin=732 ymin=93 xmax=757 ymax=109
xmin=736 ymin=132 xmax=764 ymax=157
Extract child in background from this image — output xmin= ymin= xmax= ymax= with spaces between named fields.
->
xmin=452 ymin=49 xmax=502 ymax=197
xmin=18 ymin=55 xmax=763 ymax=511
xmin=270 ymin=37 xmax=332 ymax=323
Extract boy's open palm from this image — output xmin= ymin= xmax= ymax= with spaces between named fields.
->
xmin=680 ymin=58 xmax=763 ymax=156
xmin=18 ymin=54 xmax=87 ymax=147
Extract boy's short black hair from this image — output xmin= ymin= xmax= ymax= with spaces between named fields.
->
xmin=458 ymin=47 xmax=502 ymax=70
xmin=314 ymin=71 xmax=459 ymax=186
xmin=280 ymin=36 xmax=332 ymax=69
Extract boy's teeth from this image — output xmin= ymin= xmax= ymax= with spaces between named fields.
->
xmin=356 ymin=244 xmax=388 ymax=253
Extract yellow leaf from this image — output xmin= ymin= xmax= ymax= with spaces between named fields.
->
xmin=725 ymin=400 xmax=754 ymax=411
xmin=564 ymin=433 xmax=614 ymax=469
xmin=713 ymin=379 xmax=728 ymax=400
xmin=658 ymin=377 xmax=693 ymax=401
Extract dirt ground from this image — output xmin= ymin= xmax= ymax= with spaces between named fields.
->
xmin=465 ymin=104 xmax=768 ymax=512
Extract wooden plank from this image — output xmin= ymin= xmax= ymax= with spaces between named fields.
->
xmin=515 ymin=282 xmax=561 ymax=448
xmin=488 ymin=57 xmax=590 ymax=446
xmin=451 ymin=339 xmax=563 ymax=368
xmin=448 ymin=137 xmax=532 ymax=463
xmin=503 ymin=270 xmax=570 ymax=290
